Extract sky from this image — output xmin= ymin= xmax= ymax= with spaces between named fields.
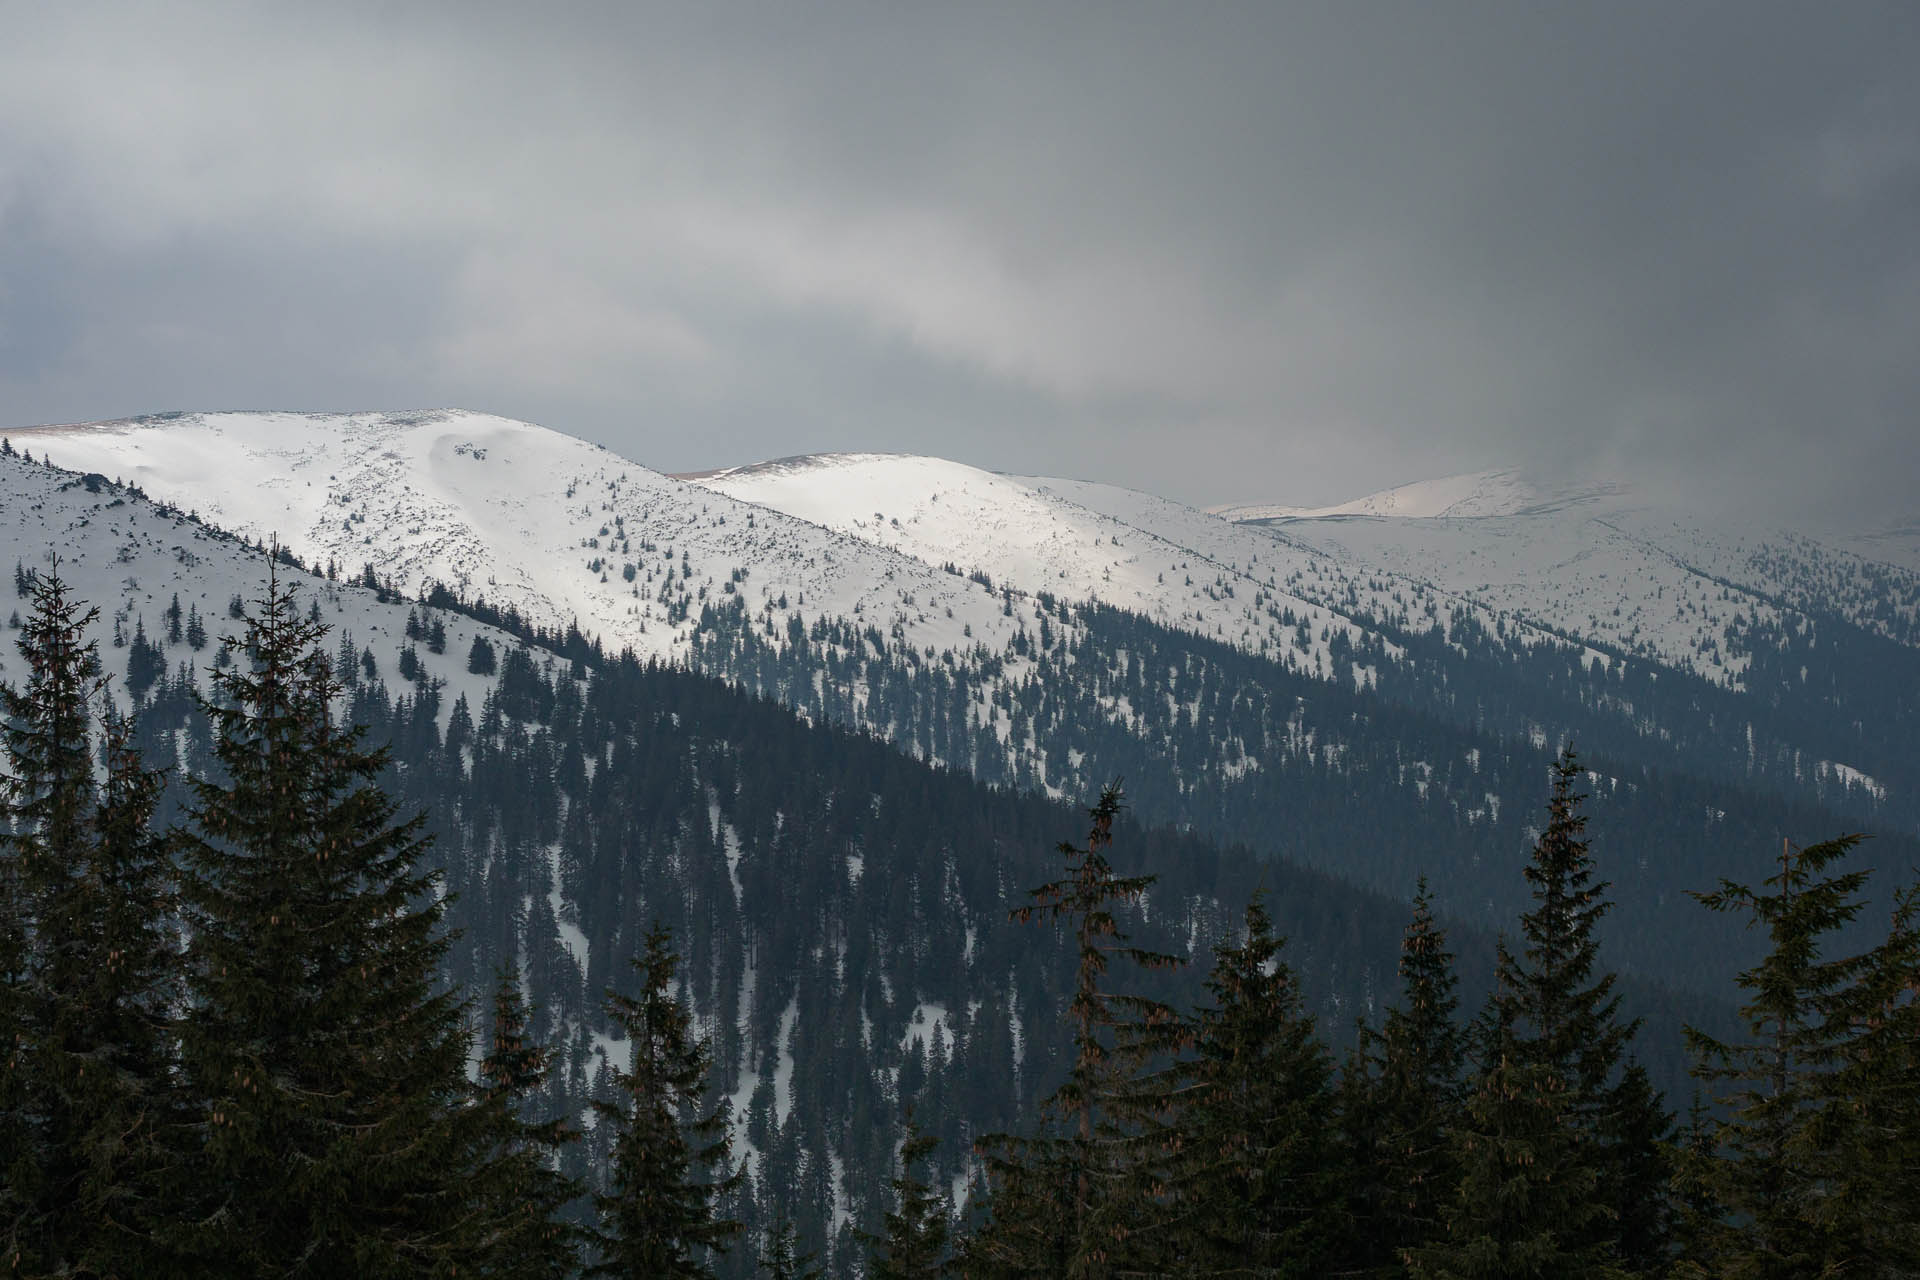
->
xmin=1 ymin=2 xmax=1916 ymax=522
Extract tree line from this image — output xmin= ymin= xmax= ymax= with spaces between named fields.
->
xmin=2 ymin=563 xmax=747 ymax=1276
xmin=951 ymin=773 xmax=1920 ymax=1276
xmin=5 ymin=557 xmax=1918 ymax=1276
xmin=687 ymin=591 xmax=1918 ymax=1009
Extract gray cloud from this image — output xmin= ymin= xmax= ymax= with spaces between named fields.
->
xmin=1 ymin=1 xmax=1915 ymax=523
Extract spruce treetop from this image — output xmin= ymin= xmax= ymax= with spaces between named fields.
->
xmin=590 ymin=922 xmax=742 ymax=1279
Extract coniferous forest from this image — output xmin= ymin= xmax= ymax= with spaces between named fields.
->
xmin=6 ymin=559 xmax=1920 ymax=1278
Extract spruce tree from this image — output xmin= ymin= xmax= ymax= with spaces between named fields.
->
xmin=1409 ymin=1003 xmax=1619 ymax=1280
xmin=1491 ymin=748 xmax=1668 ymax=1269
xmin=2 ymin=563 xmax=182 ymax=1276
xmin=1342 ymin=879 xmax=1466 ymax=1275
xmin=1678 ymin=835 xmax=1920 ymax=1276
xmin=1169 ymin=893 xmax=1341 ymax=1277
xmin=0 ymin=783 xmax=24 ymax=1278
xmin=125 ymin=615 xmax=164 ymax=698
xmin=61 ymin=707 xmax=185 ymax=1276
xmin=1835 ymin=874 xmax=1920 ymax=1268
xmin=0 ymin=560 xmax=97 ymax=1274
xmin=461 ymin=972 xmax=586 ymax=1277
xmin=469 ymin=634 xmax=498 ymax=676
xmin=1410 ymin=749 xmax=1664 ymax=1278
xmin=590 ymin=922 xmax=742 ymax=1279
xmin=858 ymin=1117 xmax=953 ymax=1279
xmin=972 ymin=783 xmax=1185 ymax=1279
xmin=171 ymin=560 xmax=481 ymax=1276
xmin=759 ymin=1213 xmax=823 ymax=1280
xmin=1502 ymin=752 xmax=1629 ymax=1093
xmin=1606 ymin=1060 xmax=1674 ymax=1274
xmin=0 ymin=562 xmax=102 ymax=1276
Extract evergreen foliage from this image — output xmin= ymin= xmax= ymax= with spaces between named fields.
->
xmin=125 ymin=615 xmax=164 ymax=698
xmin=0 ymin=754 xmax=23 ymax=1277
xmin=689 ymin=588 xmax=1920 ymax=1013
xmin=1340 ymin=879 xmax=1465 ymax=1275
xmin=1487 ymin=748 xmax=1669 ymax=1269
xmin=590 ymin=923 xmax=742 ymax=1278
xmin=1606 ymin=1059 xmax=1675 ymax=1274
xmin=857 ymin=1117 xmax=952 ymax=1279
xmin=10 ymin=530 xmax=1918 ymax=1273
xmin=1678 ymin=834 xmax=1920 ymax=1276
xmin=972 ymin=784 xmax=1186 ymax=1279
xmin=1832 ymin=875 xmax=1920 ymax=1269
xmin=1 ymin=564 xmax=181 ymax=1276
xmin=1408 ymin=1015 xmax=1619 ymax=1279
xmin=1406 ymin=748 xmax=1669 ymax=1276
xmin=759 ymin=1214 xmax=824 ymax=1280
xmin=465 ymin=972 xmax=587 ymax=1277
xmin=170 ymin=561 xmax=484 ymax=1276
xmin=0 ymin=562 xmax=98 ymax=1274
xmin=469 ymin=633 xmax=498 ymax=675
xmin=1168 ymin=893 xmax=1342 ymax=1277
xmin=121 ymin=598 xmax=1752 ymax=1275
xmin=1498 ymin=752 xmax=1631 ymax=1091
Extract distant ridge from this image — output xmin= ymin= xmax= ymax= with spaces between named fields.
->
xmin=1209 ymin=468 xmax=1632 ymax=523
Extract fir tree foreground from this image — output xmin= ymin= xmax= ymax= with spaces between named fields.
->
xmin=2 ymin=562 xmax=588 ymax=1277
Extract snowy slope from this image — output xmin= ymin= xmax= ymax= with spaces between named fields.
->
xmin=1842 ymin=521 xmax=1920 ymax=575
xmin=1209 ymin=469 xmax=1631 ymax=522
xmin=16 ymin=413 xmax=1915 ymax=709
xmin=691 ymin=451 xmax=1426 ymax=688
xmin=11 ymin=412 xmax=1038 ymax=670
xmin=0 ymin=452 xmax=516 ymax=726
xmin=1208 ymin=470 xmax=1920 ymax=680
xmin=693 ymin=452 xmax=1818 ymax=687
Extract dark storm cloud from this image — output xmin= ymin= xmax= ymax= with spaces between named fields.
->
xmin=1 ymin=2 xmax=1915 ymax=521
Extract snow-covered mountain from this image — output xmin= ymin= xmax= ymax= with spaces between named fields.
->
xmin=0 ymin=446 xmax=512 ymax=724
xmin=686 ymin=449 xmax=1919 ymax=826
xmin=11 ymin=411 xmax=1042 ymax=670
xmin=690 ymin=453 xmax=1920 ymax=690
xmin=11 ymin=413 xmax=1915 ymax=828
xmin=1843 ymin=520 xmax=1920 ymax=575
xmin=8 ymin=410 xmax=1918 ymax=996
xmin=1223 ymin=469 xmax=1920 ymax=669
xmin=31 ymin=415 xmax=1913 ymax=702
xmin=688 ymin=451 xmax=1399 ymax=684
xmin=14 ymin=414 xmax=1913 ymax=1268
xmin=14 ymin=414 xmax=1552 ymax=697
xmin=1209 ymin=468 xmax=1630 ymax=522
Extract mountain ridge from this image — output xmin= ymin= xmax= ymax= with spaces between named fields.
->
xmin=1209 ymin=467 xmax=1634 ymax=522
xmin=14 ymin=413 xmax=1917 ymax=837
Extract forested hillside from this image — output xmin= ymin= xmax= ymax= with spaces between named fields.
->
xmin=121 ymin=580 xmax=1727 ymax=1269
xmin=688 ymin=591 xmax=1920 ymax=1000
xmin=8 ymin=565 xmax=1912 ymax=1275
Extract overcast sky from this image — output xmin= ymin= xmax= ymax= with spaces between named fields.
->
xmin=2 ymin=3 xmax=1916 ymax=520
